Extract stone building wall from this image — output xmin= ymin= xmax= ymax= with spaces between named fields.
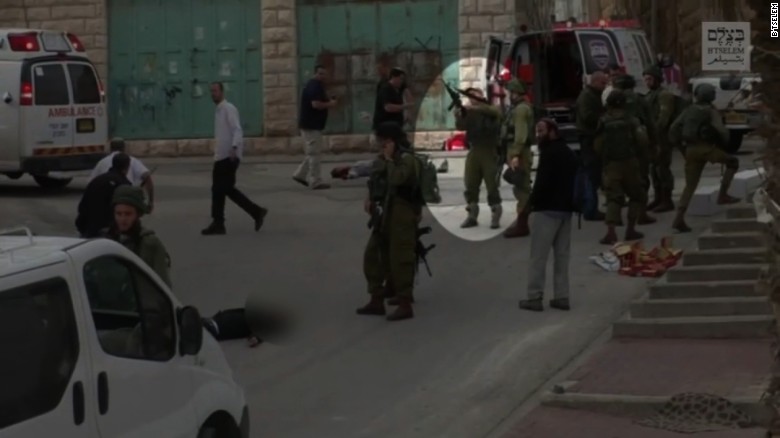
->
xmin=0 ymin=0 xmax=517 ymax=156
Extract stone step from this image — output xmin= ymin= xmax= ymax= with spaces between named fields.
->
xmin=649 ymin=279 xmax=760 ymax=299
xmin=727 ymin=204 xmax=758 ymax=219
xmin=666 ymin=264 xmax=764 ymax=283
xmin=630 ymin=297 xmax=770 ymax=318
xmin=612 ymin=315 xmax=774 ymax=338
xmin=683 ymin=248 xmax=767 ymax=266
xmin=698 ymin=231 xmax=764 ymax=250
xmin=711 ymin=218 xmax=764 ymax=234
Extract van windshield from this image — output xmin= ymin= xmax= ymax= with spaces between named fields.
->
xmin=67 ymin=63 xmax=100 ymax=104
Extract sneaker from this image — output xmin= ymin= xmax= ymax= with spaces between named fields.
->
xmin=201 ymin=223 xmax=226 ymax=235
xmin=202 ymin=318 xmax=220 ymax=338
xmin=254 ymin=207 xmax=268 ymax=232
xmin=293 ymin=176 xmax=308 ymax=187
xmin=519 ymin=299 xmax=543 ymax=312
xmin=549 ymin=298 xmax=570 ymax=311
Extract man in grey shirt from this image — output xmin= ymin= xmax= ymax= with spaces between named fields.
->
xmin=201 ymin=82 xmax=268 ymax=235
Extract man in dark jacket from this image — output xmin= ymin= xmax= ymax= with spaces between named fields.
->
xmin=76 ymin=153 xmax=131 ymax=238
xmin=519 ymin=119 xmax=578 ymax=312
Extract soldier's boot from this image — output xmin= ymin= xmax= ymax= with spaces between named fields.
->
xmin=460 ymin=203 xmax=479 ymax=228
xmin=519 ymin=298 xmax=543 ymax=312
xmin=387 ymin=295 xmax=414 ymax=306
xmin=386 ymin=298 xmax=414 ymax=321
xmin=653 ymin=189 xmax=675 ymax=213
xmin=637 ymin=205 xmax=657 ymax=225
xmin=599 ymin=226 xmax=619 ymax=245
xmin=490 ymin=204 xmax=503 ymax=229
xmin=624 ymin=225 xmax=644 ymax=241
xmin=717 ymin=170 xmax=740 ymax=205
xmin=672 ymin=209 xmax=692 ymax=233
xmin=504 ymin=207 xmax=530 ymax=238
xmin=356 ymin=295 xmax=386 ymax=316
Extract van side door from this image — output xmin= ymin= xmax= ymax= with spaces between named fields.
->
xmin=0 ymin=267 xmax=99 ymax=438
xmin=64 ymin=62 xmax=106 ymax=150
xmin=24 ymin=62 xmax=74 ymax=155
xmin=0 ymin=61 xmax=21 ymax=171
xmin=482 ymin=36 xmax=511 ymax=106
xmin=72 ymin=252 xmax=198 ymax=438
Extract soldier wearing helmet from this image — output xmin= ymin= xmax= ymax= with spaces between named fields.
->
xmin=643 ymin=65 xmax=678 ymax=213
xmin=612 ymin=74 xmax=658 ymax=226
xmin=454 ymin=87 xmax=504 ymax=229
xmin=500 ymin=79 xmax=534 ymax=238
xmin=357 ymin=121 xmax=420 ymax=322
xmin=668 ymin=83 xmax=740 ymax=232
xmin=593 ymin=89 xmax=649 ymax=245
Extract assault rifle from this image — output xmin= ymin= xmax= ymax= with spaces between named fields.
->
xmin=441 ymin=80 xmax=490 ymax=112
xmin=416 ymin=226 xmax=436 ymax=277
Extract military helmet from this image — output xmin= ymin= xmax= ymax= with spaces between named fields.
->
xmin=506 ymin=79 xmax=526 ymax=94
xmin=643 ymin=66 xmax=663 ymax=81
xmin=605 ymin=89 xmax=627 ymax=108
xmin=694 ymin=83 xmax=717 ymax=103
xmin=112 ymin=185 xmax=149 ymax=215
xmin=375 ymin=121 xmax=405 ymax=142
xmin=613 ymin=74 xmax=636 ymax=90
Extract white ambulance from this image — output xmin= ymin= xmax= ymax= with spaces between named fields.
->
xmin=0 ymin=227 xmax=249 ymax=438
xmin=482 ymin=19 xmax=662 ymax=148
xmin=0 ymin=29 xmax=107 ymax=188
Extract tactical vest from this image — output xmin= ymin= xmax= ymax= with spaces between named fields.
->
xmin=600 ymin=115 xmax=637 ymax=162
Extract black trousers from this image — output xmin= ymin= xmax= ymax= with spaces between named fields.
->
xmin=211 ymin=158 xmax=260 ymax=223
xmin=578 ymin=135 xmax=602 ymax=217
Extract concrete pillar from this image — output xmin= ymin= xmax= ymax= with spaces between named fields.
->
xmin=259 ymin=0 xmax=298 ymax=153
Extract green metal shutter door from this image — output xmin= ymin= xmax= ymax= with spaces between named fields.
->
xmin=296 ymin=0 xmax=459 ymax=135
xmin=108 ymin=0 xmax=262 ymax=140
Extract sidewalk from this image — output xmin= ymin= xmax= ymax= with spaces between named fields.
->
xmin=501 ymin=339 xmax=771 ymax=437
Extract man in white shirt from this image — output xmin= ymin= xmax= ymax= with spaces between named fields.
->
xmin=602 ymin=63 xmax=623 ymax=105
xmin=90 ymin=137 xmax=155 ymax=212
xmin=201 ymin=82 xmax=268 ymax=236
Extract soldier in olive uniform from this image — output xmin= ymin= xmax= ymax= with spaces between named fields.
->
xmin=612 ymin=74 xmax=657 ymax=225
xmin=456 ymin=88 xmax=504 ymax=229
xmin=669 ymin=83 xmax=740 ymax=233
xmin=643 ymin=66 xmax=677 ymax=213
xmin=575 ymin=71 xmax=608 ymax=221
xmin=357 ymin=122 xmax=421 ymax=321
xmin=595 ymin=90 xmax=648 ymax=245
xmin=502 ymin=79 xmax=534 ymax=238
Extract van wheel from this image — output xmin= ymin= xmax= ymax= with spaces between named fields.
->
xmin=33 ymin=175 xmax=72 ymax=189
xmin=726 ymin=130 xmax=744 ymax=154
xmin=198 ymin=413 xmax=240 ymax=438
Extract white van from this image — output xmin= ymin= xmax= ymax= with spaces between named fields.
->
xmin=0 ymin=227 xmax=249 ymax=438
xmin=0 ymin=29 xmax=107 ymax=188
xmin=482 ymin=19 xmax=660 ymax=148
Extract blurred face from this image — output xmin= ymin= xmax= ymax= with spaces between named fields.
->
xmin=467 ymin=89 xmax=485 ymax=105
xmin=314 ymin=67 xmax=328 ymax=81
xmin=210 ymin=83 xmax=224 ymax=104
xmin=381 ymin=137 xmax=396 ymax=155
xmin=643 ymin=74 xmax=657 ymax=89
xmin=590 ymin=72 xmax=608 ymax=90
xmin=114 ymin=204 xmax=139 ymax=233
xmin=535 ymin=121 xmax=549 ymax=141
xmin=389 ymin=74 xmax=404 ymax=88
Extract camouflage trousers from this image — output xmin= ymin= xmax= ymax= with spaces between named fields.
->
xmin=602 ymin=159 xmax=647 ymax=226
xmin=363 ymin=220 xmax=417 ymax=299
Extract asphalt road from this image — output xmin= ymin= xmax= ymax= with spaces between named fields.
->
xmin=0 ymin=139 xmax=763 ymax=438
